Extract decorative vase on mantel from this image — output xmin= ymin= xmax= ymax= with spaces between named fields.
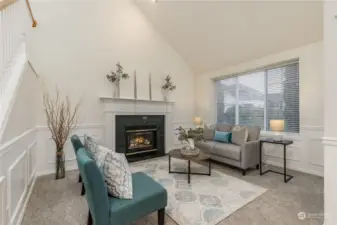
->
xmin=106 ymin=63 xmax=129 ymax=98
xmin=162 ymin=89 xmax=171 ymax=101
xmin=113 ymin=81 xmax=120 ymax=98
xmin=161 ymin=75 xmax=176 ymax=102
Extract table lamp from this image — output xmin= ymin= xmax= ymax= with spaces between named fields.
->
xmin=194 ymin=116 xmax=202 ymax=128
xmin=270 ymin=120 xmax=284 ymax=141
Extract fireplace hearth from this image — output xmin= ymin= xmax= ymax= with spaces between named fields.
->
xmin=116 ymin=115 xmax=165 ymax=162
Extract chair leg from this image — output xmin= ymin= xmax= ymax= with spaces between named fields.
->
xmin=158 ymin=208 xmax=165 ymax=225
xmin=78 ymin=174 xmax=82 ymax=183
xmin=81 ymin=183 xmax=85 ymax=196
xmin=242 ymin=169 xmax=246 ymax=176
xmin=256 ymin=164 xmax=260 ymax=170
xmin=87 ymin=210 xmax=93 ymax=225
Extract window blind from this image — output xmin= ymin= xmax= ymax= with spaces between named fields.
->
xmin=238 ymin=71 xmax=265 ymax=129
xmin=215 ymin=60 xmax=300 ymax=133
xmin=266 ymin=62 xmax=300 ymax=133
xmin=216 ymin=77 xmax=236 ymax=125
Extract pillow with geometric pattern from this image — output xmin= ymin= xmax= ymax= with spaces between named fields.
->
xmin=95 ymin=146 xmax=133 ymax=199
xmin=84 ymin=135 xmax=99 ymax=157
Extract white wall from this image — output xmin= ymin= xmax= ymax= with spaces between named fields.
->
xmin=323 ymin=1 xmax=337 ymax=225
xmin=0 ymin=65 xmax=37 ymax=145
xmin=195 ymin=41 xmax=324 ymax=176
xmin=27 ymin=0 xmax=195 ymax=127
xmin=0 ymin=64 xmax=38 ymax=225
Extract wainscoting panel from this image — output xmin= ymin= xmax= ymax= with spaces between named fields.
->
xmin=262 ymin=126 xmax=324 ymax=177
xmin=0 ymin=176 xmax=6 ymax=225
xmin=36 ymin=124 xmax=104 ymax=176
xmin=0 ymin=128 xmax=36 ymax=225
xmin=8 ymin=151 xmax=27 ymax=223
xmin=27 ymin=142 xmax=37 ymax=184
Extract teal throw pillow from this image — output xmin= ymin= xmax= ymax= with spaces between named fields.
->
xmin=213 ymin=131 xmax=231 ymax=143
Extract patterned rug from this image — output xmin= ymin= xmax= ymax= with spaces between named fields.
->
xmin=130 ymin=156 xmax=267 ymax=225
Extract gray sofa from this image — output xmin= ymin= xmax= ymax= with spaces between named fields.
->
xmin=195 ymin=124 xmax=261 ymax=175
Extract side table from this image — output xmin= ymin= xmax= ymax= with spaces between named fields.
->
xmin=260 ymin=139 xmax=294 ymax=183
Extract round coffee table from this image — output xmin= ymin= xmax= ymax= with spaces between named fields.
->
xmin=168 ymin=149 xmax=211 ymax=184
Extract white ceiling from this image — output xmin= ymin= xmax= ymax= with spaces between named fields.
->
xmin=134 ymin=0 xmax=323 ymax=74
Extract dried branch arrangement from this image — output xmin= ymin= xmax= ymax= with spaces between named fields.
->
xmin=43 ymin=88 xmax=81 ymax=179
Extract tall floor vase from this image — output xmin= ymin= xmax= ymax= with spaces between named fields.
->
xmin=56 ymin=150 xmax=65 ymax=179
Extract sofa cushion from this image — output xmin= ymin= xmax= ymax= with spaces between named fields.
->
xmin=231 ymin=125 xmax=248 ymax=146
xmin=203 ymin=124 xmax=215 ymax=140
xmin=213 ymin=142 xmax=241 ymax=161
xmin=213 ymin=131 xmax=231 ymax=143
xmin=196 ymin=141 xmax=216 ymax=153
xmin=246 ymin=126 xmax=261 ymax=141
xmin=109 ymin=172 xmax=167 ymax=225
xmin=216 ymin=124 xmax=232 ymax=132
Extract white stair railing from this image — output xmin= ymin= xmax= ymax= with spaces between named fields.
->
xmin=0 ymin=0 xmax=29 ymax=102
xmin=0 ymin=0 xmax=29 ymax=139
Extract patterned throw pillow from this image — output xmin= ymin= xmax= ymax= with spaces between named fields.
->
xmin=95 ymin=146 xmax=133 ymax=199
xmin=231 ymin=125 xmax=248 ymax=146
xmin=84 ymin=135 xmax=99 ymax=159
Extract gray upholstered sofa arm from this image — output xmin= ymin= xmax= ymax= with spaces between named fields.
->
xmin=240 ymin=140 xmax=260 ymax=169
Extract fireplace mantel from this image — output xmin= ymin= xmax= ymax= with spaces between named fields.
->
xmin=100 ymin=97 xmax=175 ymax=153
xmin=99 ymin=97 xmax=174 ymax=113
xmin=100 ymin=97 xmax=174 ymax=104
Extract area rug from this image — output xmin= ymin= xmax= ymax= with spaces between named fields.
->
xmin=130 ymin=156 xmax=267 ymax=225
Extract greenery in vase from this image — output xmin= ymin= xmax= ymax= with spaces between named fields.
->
xmin=176 ymin=126 xmax=204 ymax=144
xmin=106 ymin=62 xmax=129 ymax=83
xmin=162 ymin=75 xmax=176 ymax=91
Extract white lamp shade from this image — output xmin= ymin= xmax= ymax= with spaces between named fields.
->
xmin=270 ymin=120 xmax=285 ymax=132
xmin=194 ymin=117 xmax=202 ymax=126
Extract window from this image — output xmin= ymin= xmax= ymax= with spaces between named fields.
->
xmin=215 ymin=60 xmax=300 ymax=133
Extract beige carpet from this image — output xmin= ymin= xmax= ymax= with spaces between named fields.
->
xmin=22 ymin=159 xmax=323 ymax=225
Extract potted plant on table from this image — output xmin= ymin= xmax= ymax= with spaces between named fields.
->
xmin=43 ymin=89 xmax=81 ymax=179
xmin=106 ymin=62 xmax=129 ymax=98
xmin=176 ymin=126 xmax=204 ymax=156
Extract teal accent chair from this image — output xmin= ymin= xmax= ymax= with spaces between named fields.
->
xmin=76 ymin=147 xmax=167 ymax=225
xmin=71 ymin=135 xmax=86 ymax=195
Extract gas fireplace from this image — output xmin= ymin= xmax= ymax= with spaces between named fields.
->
xmin=115 ymin=115 xmax=165 ymax=162
xmin=126 ymin=125 xmax=157 ymax=156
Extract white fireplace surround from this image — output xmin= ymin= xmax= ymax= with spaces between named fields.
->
xmin=100 ymin=97 xmax=175 ymax=153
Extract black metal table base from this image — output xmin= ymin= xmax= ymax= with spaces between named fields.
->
xmin=260 ymin=140 xmax=294 ymax=183
xmin=168 ymin=156 xmax=211 ymax=184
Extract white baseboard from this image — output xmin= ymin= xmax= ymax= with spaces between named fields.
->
xmin=35 ymin=164 xmax=78 ymax=178
xmin=264 ymin=158 xmax=324 ymax=177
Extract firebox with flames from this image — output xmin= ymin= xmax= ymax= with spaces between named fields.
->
xmin=129 ymin=135 xmax=152 ymax=149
